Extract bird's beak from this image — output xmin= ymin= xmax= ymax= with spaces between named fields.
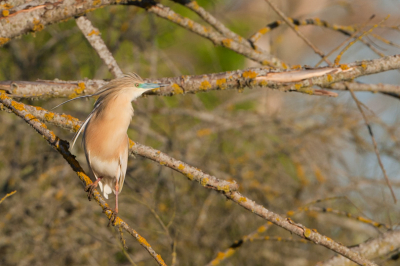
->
xmin=139 ymin=83 xmax=169 ymax=89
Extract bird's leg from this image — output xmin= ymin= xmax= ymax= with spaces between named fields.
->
xmin=85 ymin=177 xmax=103 ymax=201
xmin=107 ymin=182 xmax=119 ymax=227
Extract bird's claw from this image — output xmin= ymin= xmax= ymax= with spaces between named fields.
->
xmin=103 ymin=207 xmax=118 ymax=227
xmin=85 ymin=184 xmax=96 ymax=201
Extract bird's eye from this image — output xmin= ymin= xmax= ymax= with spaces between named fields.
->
xmin=135 ymin=83 xmax=140 ymax=87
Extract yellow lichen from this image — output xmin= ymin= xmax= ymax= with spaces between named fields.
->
xmin=92 ymin=0 xmax=101 ymax=5
xmin=286 ymin=210 xmax=295 ymax=216
xmin=24 ymin=114 xmax=37 ymax=121
xmin=294 ymin=83 xmax=302 ymax=90
xmin=222 ymin=38 xmax=232 ymax=48
xmin=2 ymin=4 xmax=13 ymax=9
xmin=238 ymin=197 xmax=247 ymax=203
xmin=32 ymin=18 xmax=44 ymax=32
xmin=0 ymin=37 xmax=10 ymax=45
xmin=88 ymin=30 xmax=100 ymax=36
xmin=187 ymin=20 xmax=194 ymax=29
xmin=172 ymin=83 xmax=183 ymax=94
xmin=199 ymin=80 xmax=211 ymax=91
xmin=44 ymin=112 xmax=54 ymax=121
xmin=2 ymin=9 xmax=9 ymax=17
xmin=257 ymin=225 xmax=266 ymax=233
xmin=73 ymin=124 xmax=80 ymax=133
xmin=258 ymin=27 xmax=269 ymax=35
xmin=190 ymin=1 xmax=200 ymax=10
xmin=281 ymin=62 xmax=288 ymax=69
xmin=216 ymin=78 xmax=227 ymax=90
xmin=178 ymin=164 xmax=185 ymax=171
xmin=340 ymin=64 xmax=349 ymax=70
xmin=137 ymin=235 xmax=150 ymax=248
xmin=326 ymin=74 xmax=333 ymax=82
xmin=197 ymin=128 xmax=211 ymax=137
xmin=159 ymin=161 xmax=166 ymax=165
xmin=201 ymin=178 xmax=209 ymax=186
xmin=262 ymin=60 xmax=270 ymax=66
xmin=242 ymin=70 xmax=257 ymax=79
xmin=303 ymin=228 xmax=312 ymax=238
xmin=291 ymin=65 xmax=302 ymax=70
xmin=11 ymin=101 xmax=25 ymax=111
xmin=0 ymin=92 xmax=7 ymax=100
xmin=187 ymin=173 xmax=193 ymax=180
xmin=361 ymin=62 xmax=367 ymax=70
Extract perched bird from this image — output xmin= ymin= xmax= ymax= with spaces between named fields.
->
xmin=55 ymin=73 xmax=166 ymax=225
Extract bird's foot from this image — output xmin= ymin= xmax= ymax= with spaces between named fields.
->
xmin=103 ymin=207 xmax=118 ymax=227
xmin=84 ymin=183 xmax=97 ymax=201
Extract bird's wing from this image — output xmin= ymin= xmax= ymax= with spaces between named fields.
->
xmin=118 ymin=138 xmax=129 ymax=193
xmin=71 ymin=111 xmax=94 ymax=150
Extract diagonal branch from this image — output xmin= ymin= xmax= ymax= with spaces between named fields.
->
xmin=170 ymin=0 xmax=255 ymax=50
xmin=133 ymin=2 xmax=285 ymax=67
xmin=321 ymin=230 xmax=400 ymax=266
xmin=349 ymin=89 xmax=396 ymax=202
xmin=6 ymin=100 xmax=378 ymax=266
xmin=0 ymin=92 xmax=167 ymax=266
xmin=75 ymin=16 xmax=124 ymax=78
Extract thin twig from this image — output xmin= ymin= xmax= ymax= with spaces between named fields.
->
xmin=334 ymin=16 xmax=390 ymax=66
xmin=348 ymin=89 xmax=396 ymax=203
xmin=0 ymin=190 xmax=16 ymax=204
xmin=207 ymin=223 xmax=272 ymax=266
xmin=315 ymin=16 xmax=375 ymax=67
xmin=75 ymin=16 xmax=123 ymax=78
xmin=263 ymin=0 xmax=332 ymax=66
xmin=320 ymin=230 xmax=400 ymax=266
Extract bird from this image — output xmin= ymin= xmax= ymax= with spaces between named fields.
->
xmin=55 ymin=73 xmax=167 ymax=225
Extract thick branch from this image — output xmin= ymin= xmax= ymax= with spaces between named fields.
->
xmin=0 ymin=0 xmax=122 ymax=46
xmin=321 ymin=230 xmax=400 ymax=266
xmin=1 ymin=54 xmax=400 ymax=99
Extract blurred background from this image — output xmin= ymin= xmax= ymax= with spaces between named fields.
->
xmin=1 ymin=0 xmax=400 ymax=265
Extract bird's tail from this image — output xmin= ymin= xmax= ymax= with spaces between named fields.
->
xmin=98 ymin=180 xmax=113 ymax=199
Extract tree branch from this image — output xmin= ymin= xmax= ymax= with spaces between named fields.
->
xmin=0 ymin=92 xmax=167 ymax=266
xmin=1 ymin=54 xmax=400 ymax=99
xmin=75 ymin=16 xmax=124 ymax=78
xmin=7 ymin=99 xmax=378 ymax=266
xmin=320 ymin=230 xmax=400 ymax=266
xmin=0 ymin=0 xmax=122 ymax=46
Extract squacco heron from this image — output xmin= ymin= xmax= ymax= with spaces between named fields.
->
xmin=56 ymin=73 xmax=166 ymax=225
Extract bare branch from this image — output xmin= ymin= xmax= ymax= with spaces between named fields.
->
xmin=139 ymin=2 xmax=285 ymax=67
xmin=0 ymin=0 xmax=122 ymax=46
xmin=349 ymin=89 xmax=396 ymax=202
xmin=263 ymin=0 xmax=332 ymax=66
xmin=321 ymin=230 xmax=400 ymax=266
xmin=75 ymin=16 xmax=124 ymax=78
xmin=14 ymin=101 xmax=377 ymax=266
xmin=2 ymin=54 xmax=400 ymax=99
